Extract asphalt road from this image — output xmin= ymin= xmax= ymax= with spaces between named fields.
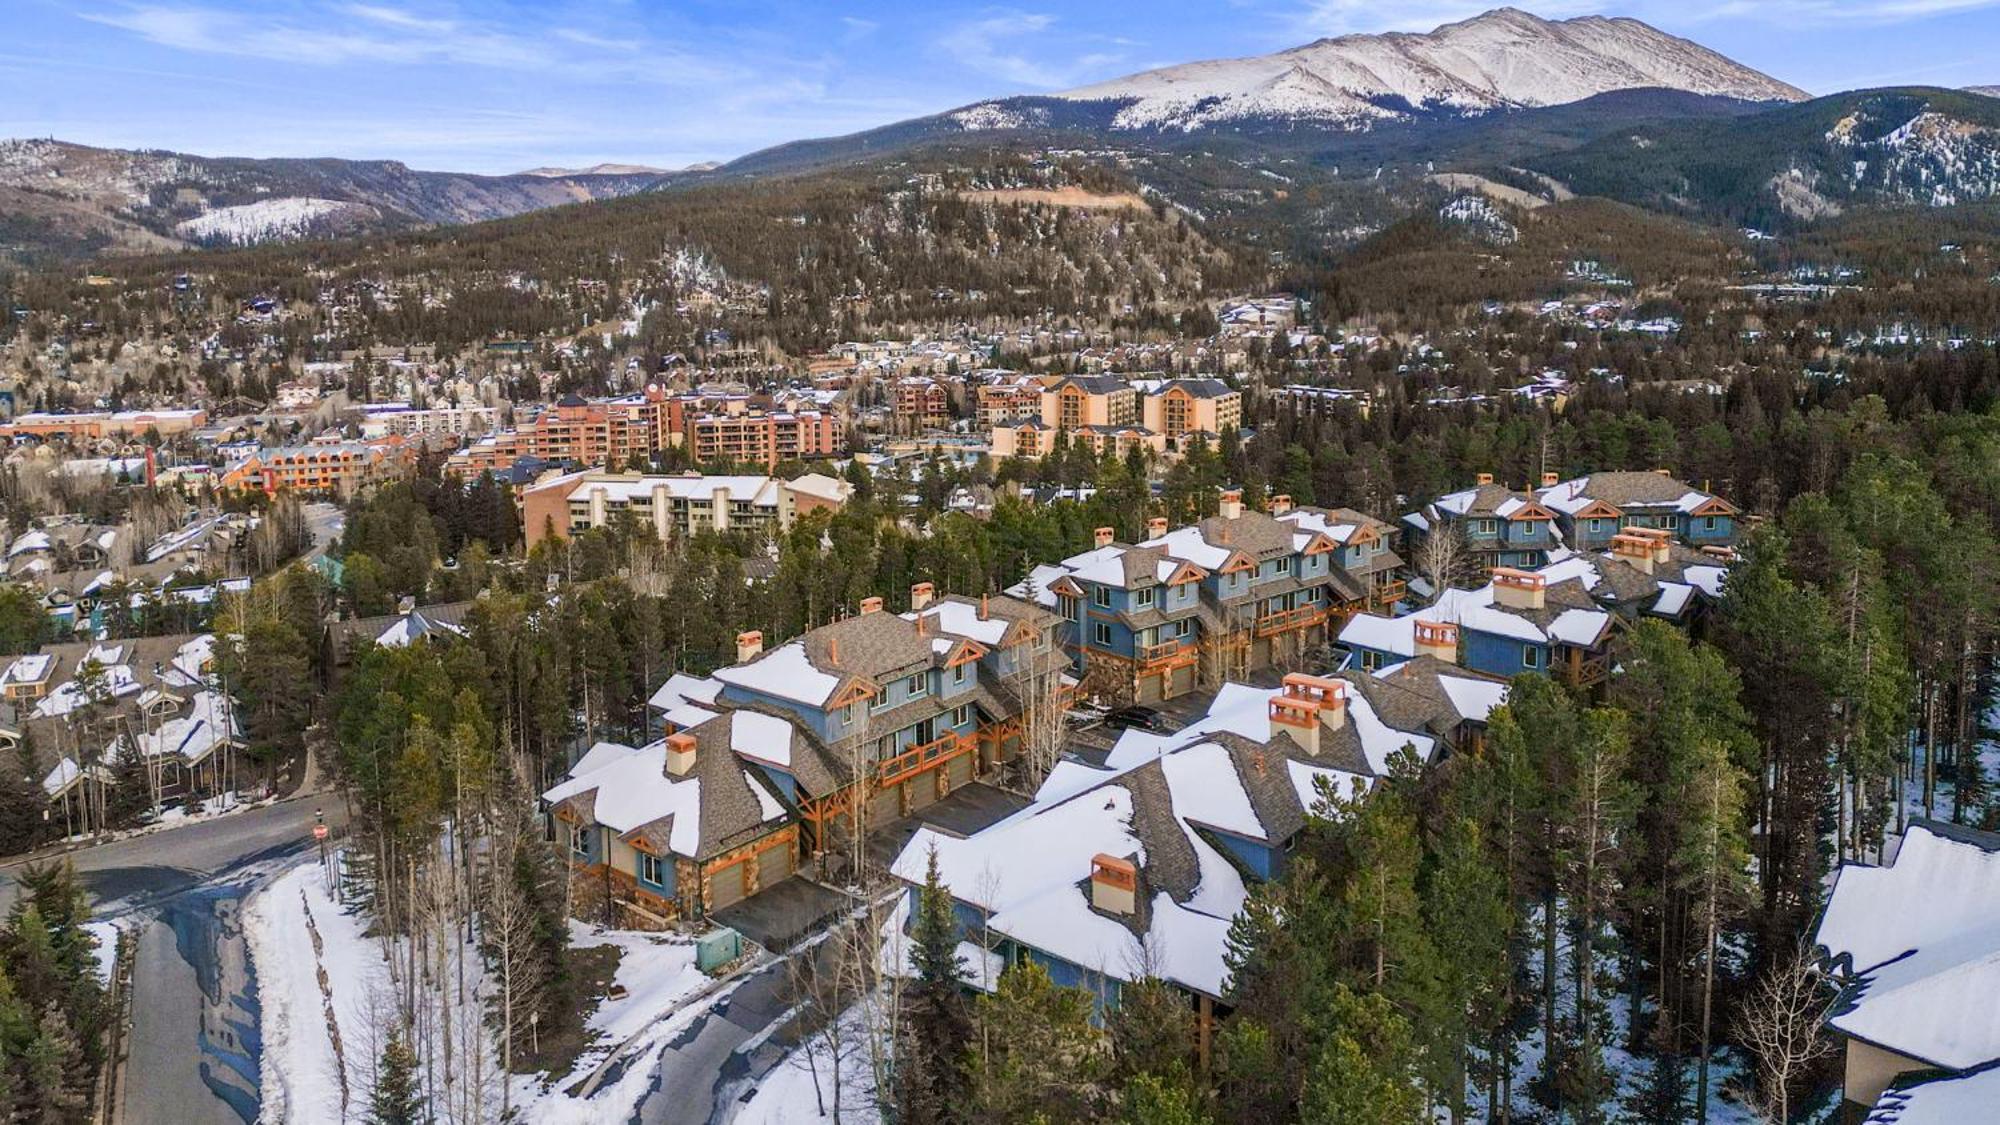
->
xmin=0 ymin=797 xmax=347 ymax=1125
xmin=637 ymin=950 xmax=814 ymax=1125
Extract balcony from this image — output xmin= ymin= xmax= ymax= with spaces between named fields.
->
xmin=876 ymin=731 xmax=970 ymax=787
xmin=1254 ymin=604 xmax=1324 ymax=638
xmin=1137 ymin=639 xmax=1198 ymax=673
xmin=1371 ymin=579 xmax=1407 ymax=610
xmin=1561 ymin=648 xmax=1610 ymax=688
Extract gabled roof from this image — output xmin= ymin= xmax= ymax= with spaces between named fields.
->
xmin=1816 ymin=820 xmax=2000 ymax=1070
xmin=891 ymin=678 xmax=1433 ymax=1001
xmin=543 ymin=713 xmax=790 ymax=862
xmin=1538 ymin=471 xmax=1735 ymax=516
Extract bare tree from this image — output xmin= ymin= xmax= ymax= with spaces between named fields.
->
xmin=1732 ymin=946 xmax=1834 ymax=1124
xmin=1415 ymin=523 xmax=1473 ymax=604
xmin=1006 ymin=628 xmax=1070 ymax=794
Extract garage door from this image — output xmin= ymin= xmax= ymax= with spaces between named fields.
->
xmin=1168 ymin=663 xmax=1197 ymax=698
xmin=1137 ymin=672 xmax=1164 ymax=704
xmin=707 ymin=859 xmax=749 ymax=912
xmin=947 ymin=747 xmax=975 ymax=790
xmin=869 ymin=784 xmax=903 ymax=828
xmin=757 ymin=836 xmax=795 ymax=890
xmin=908 ymin=770 xmax=940 ymax=812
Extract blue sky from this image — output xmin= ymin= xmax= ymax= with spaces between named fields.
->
xmin=2 ymin=0 xmax=1994 ymax=174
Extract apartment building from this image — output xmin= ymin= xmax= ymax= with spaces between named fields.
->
xmin=549 ymin=588 xmax=1063 ymax=928
xmin=974 ymin=374 xmax=1046 ymax=429
xmin=1403 ymin=476 xmax=1564 ymax=570
xmin=1013 ymin=490 xmax=1384 ymax=704
xmin=892 ymin=377 xmax=952 ymax=431
xmin=1138 ymin=378 xmax=1242 ymax=447
xmin=358 ymin=402 xmax=499 ymax=439
xmin=688 ymin=409 xmax=844 ymax=468
xmin=1043 ymin=375 xmax=1137 ymax=429
xmin=1535 ymin=470 xmax=1741 ymax=551
xmin=518 ymin=469 xmax=854 ymax=548
xmin=889 ymin=665 xmax=1496 ymax=1062
xmin=218 ymin=439 xmax=410 ymax=497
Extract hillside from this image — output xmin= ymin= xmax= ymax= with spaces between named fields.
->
xmin=0 ymin=139 xmax=675 ymax=265
xmin=1533 ymin=87 xmax=2000 ymax=228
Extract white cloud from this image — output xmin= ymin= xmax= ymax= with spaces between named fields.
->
xmin=81 ymin=3 xmax=728 ymax=82
xmin=937 ymin=10 xmax=1129 ymax=90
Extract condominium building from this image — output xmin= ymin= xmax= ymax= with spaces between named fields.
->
xmin=519 ymin=469 xmax=854 ymax=547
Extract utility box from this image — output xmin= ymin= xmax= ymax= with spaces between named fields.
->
xmin=696 ymin=927 xmax=743 ymax=974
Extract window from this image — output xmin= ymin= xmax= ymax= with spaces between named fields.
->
xmin=953 ymin=704 xmax=972 ymax=727
xmin=1277 ymin=556 xmax=1294 ymax=576
xmin=1093 ymin=622 xmax=1112 ymax=646
xmin=907 ymin=674 xmax=927 ymax=698
xmin=1702 ymin=516 xmax=1719 ymax=532
xmin=1093 ymin=586 xmax=1112 ymax=608
xmin=1177 ymin=619 xmax=1193 ymax=638
xmin=1474 ymin=519 xmax=1498 ymax=536
xmin=1587 ymin=518 xmax=1606 ymax=535
xmin=1522 ymin=646 xmax=1541 ymax=669
xmin=1361 ymin=651 xmax=1381 ymax=672
xmin=953 ymin=664 xmax=968 ymax=685
xmin=1136 ymin=587 xmax=1154 ymax=608
xmin=1059 ymin=595 xmax=1080 ymax=620
xmin=639 ymin=852 xmax=666 ymax=886
xmin=569 ymin=826 xmax=591 ymax=862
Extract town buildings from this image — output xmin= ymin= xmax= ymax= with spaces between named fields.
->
xmin=989 ymin=374 xmax=1242 ymax=461
xmin=218 ymin=438 xmax=412 ymax=497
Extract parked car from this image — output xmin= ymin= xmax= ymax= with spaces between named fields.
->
xmin=1104 ymin=705 xmax=1167 ymax=732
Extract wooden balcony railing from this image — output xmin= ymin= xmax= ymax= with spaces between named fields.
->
xmin=1371 ymin=579 xmax=1407 ymax=609
xmin=1562 ymin=648 xmax=1611 ymax=688
xmin=1137 ymin=639 xmax=1198 ymax=672
xmin=1254 ymin=604 xmax=1325 ymax=638
xmin=876 ymin=731 xmax=970 ymax=787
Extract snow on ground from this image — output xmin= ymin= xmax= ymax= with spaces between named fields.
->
xmin=735 ymin=1000 xmax=884 ymax=1125
xmin=82 ymin=919 xmax=121 ymax=985
xmin=244 ymin=853 xmax=730 ymax=1124
xmin=175 ymin=197 xmax=354 ymax=244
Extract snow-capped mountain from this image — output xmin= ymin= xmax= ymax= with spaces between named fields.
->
xmin=518 ymin=162 xmax=703 ymax=177
xmin=1969 ymin=86 xmax=2000 ymax=99
xmin=1044 ymin=8 xmax=1804 ymax=133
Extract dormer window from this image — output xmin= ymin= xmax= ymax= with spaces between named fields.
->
xmin=907 ymin=674 xmax=927 ymax=698
xmin=1473 ymin=519 xmax=1498 ymax=535
xmin=1136 ymin=587 xmax=1154 ymax=608
xmin=1093 ymin=586 xmax=1112 ymax=608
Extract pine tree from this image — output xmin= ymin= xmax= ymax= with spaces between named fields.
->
xmin=368 ymin=1032 xmax=427 ymax=1125
xmin=1120 ymin=1072 xmax=1212 ymax=1125
xmin=967 ymin=961 xmax=1109 ymax=1124
xmin=898 ymin=848 xmax=972 ymax=1125
xmin=1299 ymin=985 xmax=1423 ymax=1125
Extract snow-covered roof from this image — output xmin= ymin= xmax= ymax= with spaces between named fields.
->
xmin=1865 ymin=1063 xmax=2000 ymax=1125
xmin=127 ymin=690 xmax=238 ymax=763
xmin=544 ymin=740 xmax=704 ymax=855
xmin=1816 ymin=822 xmax=2000 ymax=1069
xmin=728 ymin=710 xmax=796 ymax=768
xmin=1338 ymin=612 xmax=1415 ymax=655
xmin=648 ymin=672 xmax=724 ymax=713
xmin=712 ymin=641 xmax=843 ymax=708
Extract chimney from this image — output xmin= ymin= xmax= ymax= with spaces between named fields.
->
xmin=1475 ymin=472 xmax=1494 ymax=486
xmin=1631 ymin=526 xmax=1673 ymax=565
xmin=1277 ymin=673 xmax=1348 ymax=745
xmin=1610 ymin=533 xmax=1655 ymax=575
xmin=1090 ymin=854 xmax=1137 ymax=916
xmin=1094 ymin=526 xmax=1115 ymax=549
xmin=1540 ymin=471 xmax=1559 ymax=488
xmin=1219 ymin=489 xmax=1243 ymax=520
xmin=979 ymin=593 xmax=989 ymax=621
xmin=1414 ymin=620 xmax=1459 ymax=664
xmin=860 ymin=596 xmax=883 ymax=614
xmin=1269 ymin=694 xmax=1321 ymax=755
xmin=910 ymin=581 xmax=936 ymax=611
xmin=665 ymin=731 xmax=697 ymax=777
xmin=1147 ymin=516 xmax=1168 ymax=539
xmin=736 ymin=630 xmax=763 ymax=663
xmin=1270 ymin=494 xmax=1294 ymax=515
xmin=1491 ymin=568 xmax=1546 ymax=611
